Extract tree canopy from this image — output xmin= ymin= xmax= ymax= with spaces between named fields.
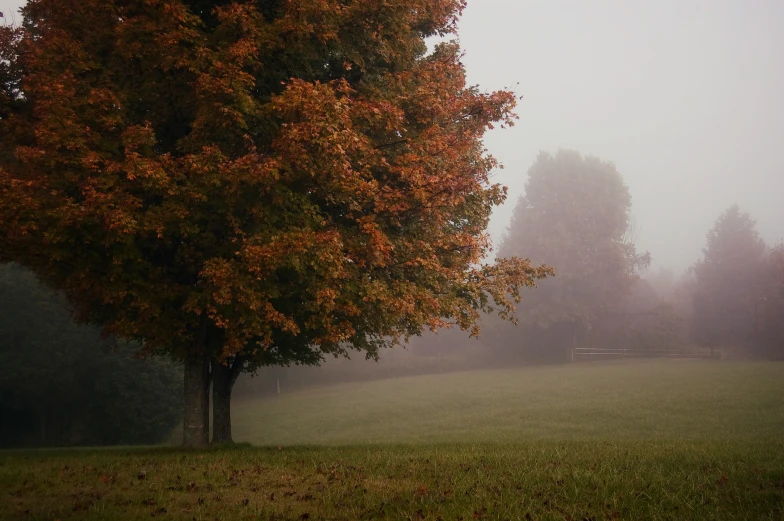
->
xmin=499 ymin=150 xmax=650 ymax=328
xmin=691 ymin=205 xmax=766 ymax=349
xmin=487 ymin=150 xmax=651 ymax=361
xmin=0 ymin=0 xmax=550 ymax=445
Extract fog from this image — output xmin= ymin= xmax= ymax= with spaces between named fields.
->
xmin=0 ymin=0 xmax=22 ymax=25
xmin=459 ymin=0 xmax=784 ymax=273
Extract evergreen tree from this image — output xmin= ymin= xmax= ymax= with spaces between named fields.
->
xmin=691 ymin=206 xmax=766 ymax=350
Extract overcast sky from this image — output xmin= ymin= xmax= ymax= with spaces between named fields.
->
xmin=2 ymin=0 xmax=782 ymax=274
xmin=0 ymin=0 xmax=22 ymax=25
xmin=457 ymin=0 xmax=784 ymax=273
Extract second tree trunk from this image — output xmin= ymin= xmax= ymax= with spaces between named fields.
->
xmin=183 ymin=355 xmax=211 ymax=447
xmin=212 ymin=358 xmax=241 ymax=444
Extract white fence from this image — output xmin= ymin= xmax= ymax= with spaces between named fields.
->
xmin=572 ymin=346 xmax=719 ymax=361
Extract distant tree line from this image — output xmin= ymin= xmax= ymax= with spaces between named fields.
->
xmin=485 ymin=152 xmax=782 ymax=362
xmin=0 ymin=264 xmax=182 ymax=447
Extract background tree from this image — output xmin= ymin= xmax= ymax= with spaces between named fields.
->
xmin=495 ymin=150 xmax=650 ymax=360
xmin=0 ymin=263 xmax=181 ymax=447
xmin=647 ymin=267 xmax=676 ymax=303
xmin=691 ymin=206 xmax=766 ymax=352
xmin=754 ymin=243 xmax=784 ymax=358
xmin=613 ymin=302 xmax=685 ymax=354
xmin=0 ymin=0 xmax=550 ymax=446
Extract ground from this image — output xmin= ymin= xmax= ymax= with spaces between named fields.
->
xmin=2 ymin=359 xmax=783 ymax=520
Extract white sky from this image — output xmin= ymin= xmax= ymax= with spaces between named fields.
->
xmin=0 ymin=0 xmax=22 ymax=26
xmin=2 ymin=0 xmax=782 ymax=274
xmin=458 ymin=1 xmax=784 ymax=273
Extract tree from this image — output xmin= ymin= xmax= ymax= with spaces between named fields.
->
xmin=611 ymin=302 xmax=685 ymax=355
xmin=647 ymin=267 xmax=676 ymax=303
xmin=0 ymin=263 xmax=181 ymax=446
xmin=752 ymin=243 xmax=784 ymax=358
xmin=0 ymin=1 xmax=550 ymax=446
xmin=497 ymin=150 xmax=650 ymax=360
xmin=691 ymin=206 xmax=766 ymax=351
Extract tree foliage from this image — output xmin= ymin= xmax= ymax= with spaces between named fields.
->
xmin=499 ymin=150 xmax=650 ymax=329
xmin=480 ymin=150 xmax=650 ymax=362
xmin=0 ymin=0 xmax=550 ymax=445
xmin=691 ymin=206 xmax=766 ymax=349
xmin=0 ymin=263 xmax=181 ymax=446
xmin=612 ymin=302 xmax=685 ymax=354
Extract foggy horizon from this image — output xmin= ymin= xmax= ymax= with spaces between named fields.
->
xmin=4 ymin=0 xmax=782 ymax=274
xmin=459 ymin=0 xmax=784 ymax=274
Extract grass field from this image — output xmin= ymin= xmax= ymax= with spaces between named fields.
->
xmin=232 ymin=359 xmax=784 ymax=445
xmin=2 ymin=359 xmax=784 ymax=520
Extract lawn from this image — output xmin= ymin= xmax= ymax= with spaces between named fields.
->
xmin=232 ymin=359 xmax=784 ymax=445
xmin=2 ymin=359 xmax=783 ymax=520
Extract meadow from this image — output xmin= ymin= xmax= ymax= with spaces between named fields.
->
xmin=2 ymin=359 xmax=783 ymax=520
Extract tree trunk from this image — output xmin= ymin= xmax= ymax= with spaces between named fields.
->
xmin=203 ymin=361 xmax=211 ymax=443
xmin=183 ymin=355 xmax=211 ymax=447
xmin=40 ymin=407 xmax=47 ymax=445
xmin=211 ymin=356 xmax=243 ymax=444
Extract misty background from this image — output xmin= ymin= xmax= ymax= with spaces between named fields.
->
xmin=462 ymin=0 xmax=784 ymax=273
xmin=3 ymin=0 xmax=782 ymax=272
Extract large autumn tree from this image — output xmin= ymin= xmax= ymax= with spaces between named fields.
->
xmin=496 ymin=150 xmax=649 ymax=360
xmin=0 ymin=0 xmax=550 ymax=446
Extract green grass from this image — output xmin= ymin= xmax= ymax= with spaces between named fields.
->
xmin=233 ymin=359 xmax=784 ymax=445
xmin=2 ymin=359 xmax=784 ymax=520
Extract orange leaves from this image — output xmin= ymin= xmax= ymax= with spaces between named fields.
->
xmin=275 ymin=0 xmax=343 ymax=42
xmin=240 ymin=230 xmax=341 ymax=278
xmin=356 ymin=216 xmax=394 ymax=267
xmin=220 ymin=153 xmax=282 ymax=190
xmin=120 ymin=125 xmax=170 ymax=186
xmin=271 ymin=78 xmax=381 ymax=216
xmin=272 ymin=78 xmax=353 ymax=125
